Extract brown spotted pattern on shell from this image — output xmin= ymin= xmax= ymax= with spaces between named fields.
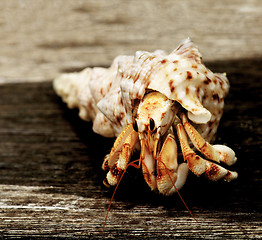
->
xmin=54 ymin=38 xmax=229 ymax=143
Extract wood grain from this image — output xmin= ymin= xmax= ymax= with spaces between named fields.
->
xmin=1 ymin=0 xmax=262 ymax=82
xmin=0 ymin=58 xmax=261 ymax=239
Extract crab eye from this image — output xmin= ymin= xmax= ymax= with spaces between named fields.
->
xmin=133 ymin=120 xmax=138 ymax=132
xmin=149 ymin=118 xmax=155 ymax=131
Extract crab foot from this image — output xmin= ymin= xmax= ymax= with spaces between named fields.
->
xmin=174 ymin=116 xmax=238 ymax=182
xmin=102 ymin=123 xmax=138 ymax=187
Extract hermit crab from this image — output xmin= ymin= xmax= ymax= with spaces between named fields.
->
xmin=54 ymin=38 xmax=237 ymax=196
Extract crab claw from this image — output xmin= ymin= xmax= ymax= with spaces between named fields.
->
xmin=180 ymin=112 xmax=237 ymax=166
xmin=174 ymin=115 xmax=238 ymax=182
xmin=156 ymin=133 xmax=189 ymax=195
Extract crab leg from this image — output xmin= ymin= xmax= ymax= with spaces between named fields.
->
xmin=103 ymin=123 xmax=138 ymax=187
xmin=102 ymin=123 xmax=134 ymax=170
xmin=179 ymin=113 xmax=237 ymax=166
xmin=156 ymin=133 xmax=188 ymax=195
xmin=174 ymin=117 xmax=238 ymax=181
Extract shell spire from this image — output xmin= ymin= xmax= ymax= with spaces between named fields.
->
xmin=171 ymin=37 xmax=203 ymax=64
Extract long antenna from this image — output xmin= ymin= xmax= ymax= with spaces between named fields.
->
xmin=158 ymin=159 xmax=198 ymax=222
xmin=102 ymin=159 xmax=141 ymax=231
xmin=102 ymin=158 xmax=198 ymax=231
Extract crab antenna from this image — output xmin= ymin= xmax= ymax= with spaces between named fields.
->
xmin=102 ymin=159 xmax=141 ymax=231
xmin=158 ymin=159 xmax=198 ymax=223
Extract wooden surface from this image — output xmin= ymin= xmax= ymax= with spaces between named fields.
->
xmin=0 ymin=0 xmax=262 ymax=239
xmin=1 ymin=0 xmax=262 ymax=82
xmin=0 ymin=58 xmax=261 ymax=239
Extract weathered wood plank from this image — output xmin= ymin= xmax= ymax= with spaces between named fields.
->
xmin=0 ymin=58 xmax=261 ymax=239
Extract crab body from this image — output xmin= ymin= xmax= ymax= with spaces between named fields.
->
xmin=54 ymin=38 xmax=237 ymax=195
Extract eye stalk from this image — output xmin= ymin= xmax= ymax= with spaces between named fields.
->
xmin=133 ymin=120 xmax=138 ymax=132
xmin=149 ymin=118 xmax=155 ymax=131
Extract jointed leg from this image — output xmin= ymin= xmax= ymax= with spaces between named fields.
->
xmin=179 ymin=113 xmax=237 ymax=166
xmin=174 ymin=116 xmax=238 ymax=181
xmin=102 ymin=123 xmax=139 ymax=187
xmin=102 ymin=123 xmax=134 ymax=171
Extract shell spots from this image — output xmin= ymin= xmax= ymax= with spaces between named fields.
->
xmin=133 ymin=73 xmax=140 ymax=83
xmin=168 ymin=79 xmax=175 ymax=92
xmin=215 ymin=75 xmax=228 ymax=93
xmin=192 ymin=64 xmax=198 ymax=69
xmin=116 ymin=112 xmax=124 ymax=124
xmin=219 ymin=79 xmax=225 ymax=90
xmin=186 ymin=87 xmax=190 ymax=95
xmin=203 ymin=77 xmax=212 ymax=85
xmin=138 ymin=52 xmax=146 ymax=60
xmin=176 ymin=43 xmax=184 ymax=51
xmin=161 ymin=59 xmax=167 ymax=64
xmin=196 ymin=87 xmax=200 ymax=98
xmin=186 ymin=71 xmax=193 ymax=80
xmin=212 ymin=94 xmax=220 ymax=102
